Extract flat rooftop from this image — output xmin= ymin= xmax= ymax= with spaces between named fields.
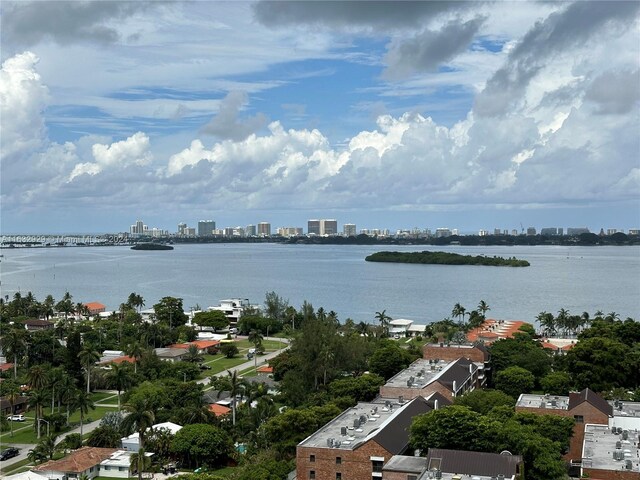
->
xmin=384 ymin=358 xmax=480 ymax=392
xmin=612 ymin=400 xmax=640 ymax=418
xmin=516 ymin=394 xmax=569 ymax=411
xmin=298 ymin=397 xmax=413 ymax=450
xmin=581 ymin=424 xmax=640 ymax=474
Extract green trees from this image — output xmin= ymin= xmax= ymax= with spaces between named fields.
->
xmin=374 ymin=310 xmax=391 ymax=337
xmin=410 ymin=406 xmax=572 ymax=480
xmin=193 ymin=310 xmax=228 ymax=332
xmin=106 ymin=362 xmax=134 ymax=408
xmin=564 ymin=336 xmax=632 ymax=391
xmin=494 ymin=366 xmax=535 ymax=399
xmin=369 ymin=342 xmax=414 ymax=380
xmin=122 ymin=397 xmax=155 ymax=449
xmin=213 ymin=370 xmax=245 ymax=426
xmin=489 ymin=335 xmax=551 ymax=382
xmin=72 ymin=390 xmax=95 ymax=437
xmin=86 ymin=425 xmax=122 ymax=447
xmin=153 ymin=297 xmax=188 ymax=327
xmin=3 ymin=328 xmax=27 ymax=378
xmin=454 ymin=389 xmax=515 ymax=415
xmin=130 ymin=447 xmax=152 ymax=480
xmin=327 ymin=374 xmax=385 ymax=402
xmin=220 ymin=343 xmax=239 ymax=358
xmin=540 ymin=371 xmax=573 ymax=395
xmin=171 ymin=424 xmax=233 ymax=469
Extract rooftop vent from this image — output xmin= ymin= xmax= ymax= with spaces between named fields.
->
xmin=398 ymin=395 xmax=404 ymax=404
xmin=340 ymin=426 xmax=347 ymax=436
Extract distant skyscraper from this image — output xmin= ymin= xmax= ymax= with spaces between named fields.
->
xmin=320 ymin=219 xmax=337 ymax=236
xmin=246 ymin=224 xmax=257 ymax=237
xmin=177 ymin=222 xmax=187 ymax=235
xmin=526 ymin=227 xmax=537 ymax=235
xmin=130 ymin=219 xmax=147 ymax=236
xmin=343 ymin=223 xmax=356 ymax=237
xmin=257 ymin=222 xmax=271 ymax=236
xmin=197 ymin=220 xmax=215 ymax=237
xmin=435 ymin=228 xmax=451 ymax=238
xmin=308 ymin=219 xmax=320 ymax=235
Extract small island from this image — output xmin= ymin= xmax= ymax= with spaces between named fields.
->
xmin=365 ymin=250 xmax=530 ymax=267
xmin=131 ymin=243 xmax=174 ymax=251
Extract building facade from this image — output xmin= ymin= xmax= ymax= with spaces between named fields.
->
xmin=197 ymin=220 xmax=216 ymax=237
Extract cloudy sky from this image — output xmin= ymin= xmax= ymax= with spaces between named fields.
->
xmin=1 ymin=1 xmax=639 ymax=234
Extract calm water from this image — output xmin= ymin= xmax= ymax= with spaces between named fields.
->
xmin=1 ymin=244 xmax=638 ymax=324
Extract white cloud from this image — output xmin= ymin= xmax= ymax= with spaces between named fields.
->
xmin=69 ymin=132 xmax=152 ymax=181
xmin=0 ymin=51 xmax=49 ymax=160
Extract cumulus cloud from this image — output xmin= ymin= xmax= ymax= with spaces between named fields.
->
xmin=383 ymin=17 xmax=485 ymax=80
xmin=474 ymin=1 xmax=640 ymax=117
xmin=69 ymin=132 xmax=153 ymax=181
xmin=0 ymin=51 xmax=49 ymax=160
xmin=1 ymin=1 xmax=156 ymax=48
xmin=200 ymin=91 xmax=269 ymax=141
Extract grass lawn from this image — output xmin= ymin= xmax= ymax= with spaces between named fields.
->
xmin=0 ymin=458 xmax=32 ymax=476
xmin=0 ymin=405 xmax=118 ymax=445
xmin=209 ymin=466 xmax=237 ymax=477
xmin=90 ymin=391 xmax=119 ymax=403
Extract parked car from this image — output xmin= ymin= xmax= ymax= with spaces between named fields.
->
xmin=6 ymin=414 xmax=25 ymax=422
xmin=0 ymin=447 xmax=20 ymax=460
xmin=199 ymin=364 xmax=212 ymax=370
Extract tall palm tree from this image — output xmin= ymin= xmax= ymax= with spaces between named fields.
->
xmin=127 ymin=293 xmax=145 ymax=312
xmin=537 ymin=311 xmax=556 ymax=337
xmin=79 ymin=345 xmax=100 ymax=393
xmin=122 ymin=398 xmax=155 ymax=450
xmin=183 ymin=344 xmax=203 ymax=363
xmin=59 ymin=375 xmax=78 ymax=423
xmin=47 ymin=367 xmax=65 ymax=414
xmin=248 ymin=329 xmax=264 ymax=348
xmin=5 ymin=381 xmax=20 ymax=437
xmin=28 ymin=388 xmax=48 ymax=438
xmin=3 ymin=328 xmax=27 ymax=378
xmin=72 ymin=390 xmax=95 ymax=437
xmin=216 ymin=370 xmax=245 ymax=426
xmin=27 ymin=364 xmax=49 ymax=391
xmin=374 ymin=310 xmax=391 ymax=337
xmin=43 ymin=295 xmax=56 ymax=320
xmin=451 ymin=303 xmax=467 ymax=327
xmin=125 ymin=342 xmax=144 ymax=374
xmin=106 ymin=363 xmax=133 ymax=409
xmin=130 ymin=447 xmax=151 ymax=480
xmin=556 ymin=308 xmax=570 ymax=336
xmin=477 ymin=300 xmax=490 ymax=318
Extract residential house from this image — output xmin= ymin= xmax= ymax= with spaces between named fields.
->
xmin=84 ymin=302 xmax=106 ymax=316
xmin=121 ymin=422 xmax=182 ymax=452
xmin=152 ymin=348 xmax=187 ymax=363
xmin=421 ymin=448 xmax=523 ymax=479
xmin=18 ymin=319 xmax=54 ymax=331
xmin=32 ymin=447 xmax=117 ymax=480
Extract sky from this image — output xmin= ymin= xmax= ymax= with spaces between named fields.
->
xmin=1 ymin=0 xmax=639 ymax=235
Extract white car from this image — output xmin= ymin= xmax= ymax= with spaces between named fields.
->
xmin=6 ymin=414 xmax=25 ymax=422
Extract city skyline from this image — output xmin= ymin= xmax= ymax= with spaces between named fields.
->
xmin=1 ymin=1 xmax=639 ymax=233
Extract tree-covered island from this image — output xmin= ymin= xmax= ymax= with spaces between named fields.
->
xmin=365 ymin=250 xmax=530 ymax=267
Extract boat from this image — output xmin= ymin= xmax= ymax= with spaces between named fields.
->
xmin=130 ymin=243 xmax=174 ymax=251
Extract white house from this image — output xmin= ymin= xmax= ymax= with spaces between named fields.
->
xmin=121 ymin=422 xmax=182 ymax=452
xmin=389 ymin=319 xmax=414 ymax=336
xmin=32 ymin=447 xmax=118 ymax=480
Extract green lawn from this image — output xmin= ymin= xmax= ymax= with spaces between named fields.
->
xmin=0 ymin=405 xmax=118 ymax=445
xmin=90 ymin=391 xmax=119 ymax=403
xmin=0 ymin=458 xmax=32 ymax=476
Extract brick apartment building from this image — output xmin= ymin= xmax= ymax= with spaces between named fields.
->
xmin=379 ymin=357 xmax=485 ymax=402
xmin=296 ymin=393 xmax=451 ymax=480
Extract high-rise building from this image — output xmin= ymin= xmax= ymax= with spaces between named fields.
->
xmin=246 ymin=224 xmax=257 ymax=237
xmin=436 ymin=228 xmax=451 ymax=238
xmin=320 ymin=219 xmax=337 ymax=236
xmin=130 ymin=219 xmax=147 ymax=236
xmin=526 ymin=227 xmax=537 ymax=235
xmin=308 ymin=219 xmax=320 ymax=235
xmin=277 ymin=227 xmax=303 ymax=237
xmin=257 ymin=222 xmax=271 ymax=237
xmin=197 ymin=220 xmax=216 ymax=237
xmin=343 ymin=223 xmax=356 ymax=237
xmin=177 ymin=222 xmax=187 ymax=235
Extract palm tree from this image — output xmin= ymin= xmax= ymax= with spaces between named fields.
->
xmin=47 ymin=367 xmax=65 ymax=414
xmin=127 ymin=292 xmax=145 ymax=312
xmin=130 ymin=447 xmax=151 ymax=480
xmin=375 ymin=310 xmax=391 ymax=337
xmin=59 ymin=375 xmax=78 ymax=423
xmin=79 ymin=345 xmax=100 ymax=393
xmin=72 ymin=390 xmax=95 ymax=437
xmin=3 ymin=328 xmax=27 ymax=378
xmin=216 ymin=370 xmax=245 ymax=426
xmin=183 ymin=344 xmax=203 ymax=363
xmin=122 ymin=398 xmax=155 ymax=449
xmin=106 ymin=363 xmax=133 ymax=409
xmin=28 ymin=388 xmax=48 ymax=438
xmin=248 ymin=329 xmax=264 ymax=349
xmin=451 ymin=303 xmax=467 ymax=327
xmin=477 ymin=300 xmax=490 ymax=318
xmin=34 ymin=434 xmax=58 ymax=460
xmin=5 ymin=381 xmax=20 ymax=437
xmin=125 ymin=342 xmax=144 ymax=374
xmin=537 ymin=311 xmax=556 ymax=337
xmin=556 ymin=308 xmax=570 ymax=336
xmin=27 ymin=364 xmax=49 ymax=391
xmin=43 ymin=295 xmax=56 ymax=320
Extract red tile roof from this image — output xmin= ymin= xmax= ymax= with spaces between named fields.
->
xmin=99 ymin=355 xmax=136 ymax=365
xmin=169 ymin=340 xmax=220 ymax=349
xmin=467 ymin=319 xmax=531 ymax=344
xmin=84 ymin=302 xmax=106 ymax=312
xmin=0 ymin=363 xmax=14 ymax=372
xmin=257 ymin=365 xmax=273 ymax=373
xmin=208 ymin=404 xmax=231 ymax=416
xmin=34 ymin=447 xmax=117 ymax=473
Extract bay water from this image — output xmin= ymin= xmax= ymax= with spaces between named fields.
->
xmin=1 ymin=244 xmax=638 ymax=324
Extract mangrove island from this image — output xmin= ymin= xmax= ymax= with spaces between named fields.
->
xmin=365 ymin=250 xmax=530 ymax=267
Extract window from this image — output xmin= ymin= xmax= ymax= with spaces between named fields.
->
xmin=309 ymin=471 xmax=315 ymax=480
xmin=574 ymin=415 xmax=584 ymax=423
xmin=407 ymin=475 xmax=418 ymax=480
xmin=310 ymin=454 xmax=315 ymax=462
xmin=336 ymin=457 xmax=342 ymax=465
xmin=336 ymin=474 xmax=342 ymax=480
xmin=372 ymin=460 xmax=384 ymax=473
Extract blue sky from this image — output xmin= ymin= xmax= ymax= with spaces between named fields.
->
xmin=1 ymin=1 xmax=639 ymax=234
